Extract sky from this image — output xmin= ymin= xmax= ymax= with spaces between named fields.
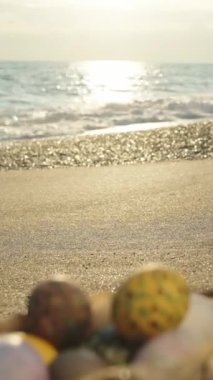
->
xmin=0 ymin=0 xmax=213 ymax=62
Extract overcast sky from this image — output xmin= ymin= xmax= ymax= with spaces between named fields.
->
xmin=0 ymin=0 xmax=212 ymax=62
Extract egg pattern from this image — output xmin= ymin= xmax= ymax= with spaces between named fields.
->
xmin=113 ymin=268 xmax=189 ymax=341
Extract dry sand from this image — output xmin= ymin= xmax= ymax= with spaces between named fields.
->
xmin=0 ymin=159 xmax=212 ymax=318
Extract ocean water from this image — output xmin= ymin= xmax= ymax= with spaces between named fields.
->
xmin=0 ymin=61 xmax=213 ymax=141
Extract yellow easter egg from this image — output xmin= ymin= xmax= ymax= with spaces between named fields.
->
xmin=18 ymin=333 xmax=58 ymax=365
xmin=112 ymin=267 xmax=189 ymax=342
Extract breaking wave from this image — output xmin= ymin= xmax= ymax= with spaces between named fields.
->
xmin=0 ymin=96 xmax=213 ymax=141
xmin=0 ymin=61 xmax=213 ymax=140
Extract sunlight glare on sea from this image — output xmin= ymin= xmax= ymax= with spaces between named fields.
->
xmin=69 ymin=61 xmax=147 ymax=105
xmin=0 ymin=60 xmax=213 ymax=140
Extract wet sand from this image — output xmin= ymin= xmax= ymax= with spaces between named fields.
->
xmin=0 ymin=122 xmax=212 ymax=170
xmin=0 ymin=159 xmax=212 ymax=318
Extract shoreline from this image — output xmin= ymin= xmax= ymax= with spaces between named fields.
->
xmin=0 ymin=121 xmax=212 ymax=170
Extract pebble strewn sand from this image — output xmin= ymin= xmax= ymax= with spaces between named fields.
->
xmin=0 ymin=122 xmax=212 ymax=170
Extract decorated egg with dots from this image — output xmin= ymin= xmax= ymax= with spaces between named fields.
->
xmin=112 ymin=267 xmax=189 ymax=342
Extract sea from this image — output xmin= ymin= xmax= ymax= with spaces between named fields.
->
xmin=0 ymin=61 xmax=213 ymax=141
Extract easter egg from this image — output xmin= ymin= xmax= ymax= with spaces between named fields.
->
xmin=132 ymin=293 xmax=213 ymax=369
xmin=16 ymin=332 xmax=58 ymax=365
xmin=89 ymin=292 xmax=113 ymax=331
xmin=133 ymin=329 xmax=198 ymax=369
xmin=50 ymin=348 xmax=107 ymax=380
xmin=0 ymin=333 xmax=49 ymax=380
xmin=112 ymin=267 xmax=189 ymax=341
xmin=180 ymin=293 xmax=213 ymax=342
xmin=26 ymin=279 xmax=92 ymax=349
xmin=87 ymin=325 xmax=139 ymax=365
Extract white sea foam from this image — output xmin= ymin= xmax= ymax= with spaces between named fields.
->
xmin=0 ymin=62 xmax=213 ymax=141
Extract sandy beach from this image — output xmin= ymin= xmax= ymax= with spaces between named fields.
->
xmin=0 ymin=147 xmax=212 ymax=318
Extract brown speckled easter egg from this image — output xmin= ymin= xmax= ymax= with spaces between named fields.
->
xmin=112 ymin=267 xmax=189 ymax=342
xmin=26 ymin=279 xmax=92 ymax=349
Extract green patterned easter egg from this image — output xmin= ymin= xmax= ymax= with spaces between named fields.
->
xmin=112 ymin=267 xmax=189 ymax=342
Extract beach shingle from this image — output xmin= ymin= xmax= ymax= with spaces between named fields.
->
xmin=0 ymin=122 xmax=212 ymax=171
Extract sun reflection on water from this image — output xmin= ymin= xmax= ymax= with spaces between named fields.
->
xmin=69 ymin=60 xmax=148 ymax=105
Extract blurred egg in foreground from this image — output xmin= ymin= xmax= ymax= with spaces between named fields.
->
xmin=113 ymin=267 xmax=189 ymax=341
xmin=50 ymin=348 xmax=107 ymax=380
xmin=0 ymin=333 xmax=49 ymax=380
xmin=27 ymin=279 xmax=92 ymax=349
